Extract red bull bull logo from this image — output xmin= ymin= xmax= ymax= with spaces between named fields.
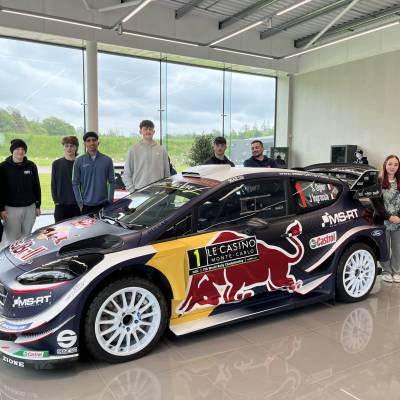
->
xmin=70 ymin=217 xmax=96 ymax=229
xmin=38 ymin=227 xmax=70 ymax=246
xmin=177 ymin=220 xmax=304 ymax=315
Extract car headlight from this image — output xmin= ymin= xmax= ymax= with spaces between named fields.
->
xmin=17 ymin=254 xmax=104 ymax=285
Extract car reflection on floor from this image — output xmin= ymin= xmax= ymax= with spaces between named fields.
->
xmin=2 ymin=280 xmax=400 ymax=400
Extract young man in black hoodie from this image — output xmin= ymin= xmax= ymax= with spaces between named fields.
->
xmin=51 ymin=136 xmax=80 ymax=222
xmin=0 ymin=139 xmax=41 ymax=244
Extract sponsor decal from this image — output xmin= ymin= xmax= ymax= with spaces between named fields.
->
xmin=37 ymin=226 xmax=70 ymax=246
xmin=187 ymin=236 xmax=259 ymax=275
xmin=63 ymin=279 xmax=86 ymax=303
xmin=57 ymin=330 xmax=77 ymax=349
xmin=12 ymin=295 xmax=52 ymax=308
xmin=9 ymin=239 xmax=47 ymax=262
xmin=371 ymin=229 xmax=384 ymax=237
xmin=228 ymin=175 xmax=244 ymax=183
xmin=309 ymin=231 xmax=337 ymax=250
xmin=57 ymin=347 xmax=78 ymax=355
xmin=321 ymin=209 xmax=358 ymax=228
xmin=177 ymin=221 xmax=304 ymax=315
xmin=70 ymin=218 xmax=96 ymax=229
xmin=14 ymin=350 xmax=49 ymax=358
xmin=0 ymin=321 xmax=32 ymax=332
xmin=2 ymin=356 xmax=24 ymax=368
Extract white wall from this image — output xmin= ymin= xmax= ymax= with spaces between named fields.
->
xmin=291 ymin=49 xmax=400 ymax=168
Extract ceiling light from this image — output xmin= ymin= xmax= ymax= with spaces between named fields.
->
xmin=123 ymin=31 xmax=199 ymax=46
xmin=213 ymin=47 xmax=274 ymax=60
xmin=1 ymin=9 xmax=102 ymax=29
xmin=284 ymin=20 xmax=400 ymax=59
xmin=122 ymin=0 xmax=153 ymax=23
xmin=276 ymin=0 xmax=313 ymax=16
xmin=209 ymin=20 xmax=264 ymax=46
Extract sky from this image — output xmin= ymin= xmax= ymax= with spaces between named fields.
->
xmin=0 ymin=38 xmax=276 ymax=137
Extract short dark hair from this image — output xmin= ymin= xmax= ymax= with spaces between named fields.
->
xmin=214 ymin=136 xmax=226 ymax=145
xmin=83 ymin=131 xmax=98 ymax=142
xmin=140 ymin=120 xmax=155 ymax=129
xmin=62 ymin=136 xmax=79 ymax=147
xmin=251 ymin=139 xmax=264 ymax=147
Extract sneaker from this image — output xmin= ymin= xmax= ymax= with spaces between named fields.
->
xmin=393 ymin=274 xmax=400 ymax=283
xmin=382 ymin=273 xmax=393 ymax=283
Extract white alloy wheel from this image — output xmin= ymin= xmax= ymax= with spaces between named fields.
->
xmin=94 ymin=287 xmax=162 ymax=357
xmin=342 ymin=249 xmax=375 ymax=299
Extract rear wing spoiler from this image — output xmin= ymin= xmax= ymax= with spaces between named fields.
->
xmin=302 ymin=163 xmax=381 ymax=199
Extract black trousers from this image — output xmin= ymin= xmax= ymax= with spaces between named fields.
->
xmin=54 ymin=204 xmax=81 ymax=223
xmin=82 ymin=202 xmax=109 ymax=215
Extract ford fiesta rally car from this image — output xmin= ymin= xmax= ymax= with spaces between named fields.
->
xmin=0 ymin=164 xmax=388 ymax=368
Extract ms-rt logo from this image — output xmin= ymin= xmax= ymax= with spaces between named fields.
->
xmin=321 ymin=209 xmax=358 ymax=228
xmin=13 ymin=295 xmax=51 ymax=308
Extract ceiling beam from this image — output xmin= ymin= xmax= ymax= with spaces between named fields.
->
xmin=295 ymin=3 xmax=400 ymax=47
xmin=175 ymin=0 xmax=206 ymax=19
xmin=303 ymin=0 xmax=361 ymax=49
xmin=218 ymin=0 xmax=280 ymax=30
xmin=260 ymin=0 xmax=353 ymax=40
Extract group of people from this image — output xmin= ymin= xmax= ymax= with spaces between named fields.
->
xmin=0 ymin=124 xmax=399 ymax=284
xmin=0 ymin=120 xmax=169 ymax=245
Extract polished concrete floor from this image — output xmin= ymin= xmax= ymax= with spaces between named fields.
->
xmin=1 ymin=278 xmax=400 ymax=400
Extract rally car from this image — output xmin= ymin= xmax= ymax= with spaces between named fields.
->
xmin=0 ymin=163 xmax=388 ymax=368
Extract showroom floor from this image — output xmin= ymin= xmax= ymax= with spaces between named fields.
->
xmin=1 ymin=279 xmax=400 ymax=399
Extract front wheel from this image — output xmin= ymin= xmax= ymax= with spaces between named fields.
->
xmin=84 ymin=277 xmax=168 ymax=363
xmin=336 ymin=244 xmax=377 ymax=303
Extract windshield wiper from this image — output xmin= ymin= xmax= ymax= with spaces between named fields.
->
xmin=98 ymin=210 xmax=131 ymax=229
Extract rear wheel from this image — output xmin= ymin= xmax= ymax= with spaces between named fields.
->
xmin=84 ymin=277 xmax=168 ymax=363
xmin=336 ymin=244 xmax=377 ymax=303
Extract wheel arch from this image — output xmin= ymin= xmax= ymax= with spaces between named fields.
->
xmin=78 ymin=263 xmax=174 ymax=353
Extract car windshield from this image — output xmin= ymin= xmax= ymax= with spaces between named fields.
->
xmin=101 ymin=177 xmax=212 ymax=229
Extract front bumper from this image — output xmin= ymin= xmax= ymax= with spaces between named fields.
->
xmin=0 ymin=339 xmax=78 ymax=369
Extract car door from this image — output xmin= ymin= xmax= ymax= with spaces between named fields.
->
xmin=174 ymin=177 xmax=308 ymax=318
xmin=284 ymin=178 xmax=343 ymax=296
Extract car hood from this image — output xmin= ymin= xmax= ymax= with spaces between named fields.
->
xmin=4 ymin=216 xmax=138 ymax=271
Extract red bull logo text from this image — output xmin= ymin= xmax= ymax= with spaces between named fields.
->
xmin=177 ymin=220 xmax=304 ymax=315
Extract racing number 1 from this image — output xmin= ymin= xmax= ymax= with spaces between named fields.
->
xmin=193 ymin=249 xmax=200 ymax=267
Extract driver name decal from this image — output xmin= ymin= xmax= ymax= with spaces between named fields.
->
xmin=187 ymin=237 xmax=259 ymax=275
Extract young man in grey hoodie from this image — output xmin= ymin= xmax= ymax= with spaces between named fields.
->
xmin=123 ymin=120 xmax=170 ymax=192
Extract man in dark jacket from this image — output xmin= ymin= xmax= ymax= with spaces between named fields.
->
xmin=244 ymin=140 xmax=277 ymax=168
xmin=0 ymin=139 xmax=41 ymax=244
xmin=51 ymin=136 xmax=80 ymax=222
xmin=204 ymin=136 xmax=235 ymax=167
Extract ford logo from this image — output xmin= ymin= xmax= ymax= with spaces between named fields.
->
xmin=371 ymin=230 xmax=384 ymax=237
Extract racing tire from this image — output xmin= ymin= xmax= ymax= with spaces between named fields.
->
xmin=84 ymin=277 xmax=168 ymax=363
xmin=336 ymin=243 xmax=377 ymax=303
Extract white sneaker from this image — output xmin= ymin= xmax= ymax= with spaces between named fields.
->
xmin=382 ymin=273 xmax=393 ymax=283
xmin=393 ymin=274 xmax=400 ymax=283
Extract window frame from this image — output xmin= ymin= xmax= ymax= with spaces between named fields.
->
xmin=290 ymin=178 xmax=343 ymax=214
xmin=194 ymin=177 xmax=290 ymax=233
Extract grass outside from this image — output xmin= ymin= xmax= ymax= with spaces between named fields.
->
xmin=39 ymin=173 xmax=52 ymax=212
